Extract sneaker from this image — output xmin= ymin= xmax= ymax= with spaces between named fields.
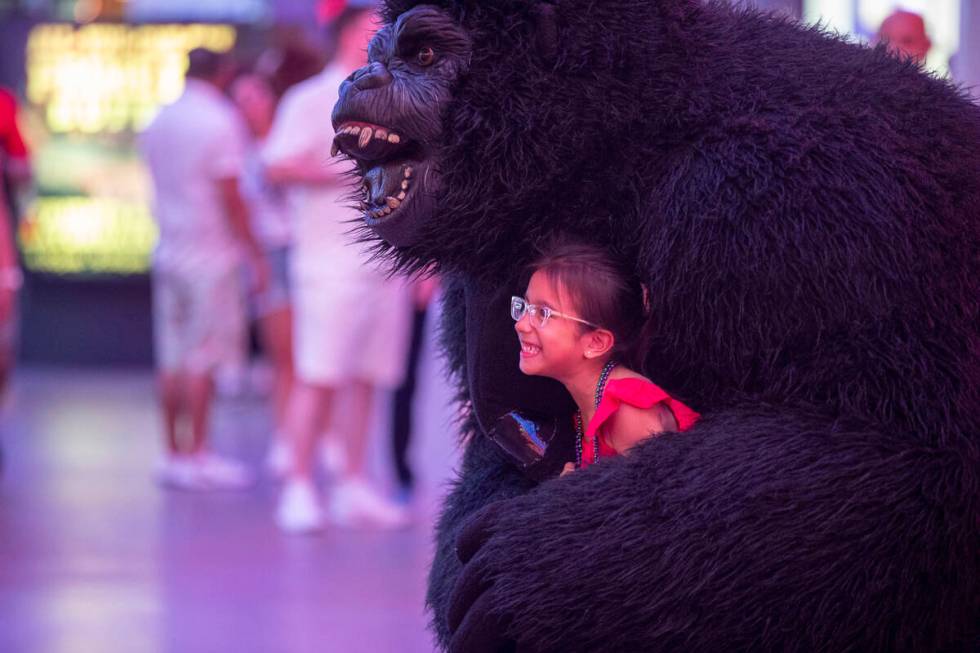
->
xmin=276 ymin=479 xmax=323 ymax=533
xmin=319 ymin=435 xmax=347 ymax=477
xmin=265 ymin=436 xmax=293 ymax=478
xmin=197 ymin=452 xmax=253 ymax=489
xmin=156 ymin=456 xmax=210 ymax=490
xmin=327 ymin=478 xmax=411 ymax=529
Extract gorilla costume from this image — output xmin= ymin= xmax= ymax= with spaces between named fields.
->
xmin=332 ymin=1 xmax=980 ymax=650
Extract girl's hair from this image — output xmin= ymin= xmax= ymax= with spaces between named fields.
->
xmin=528 ymin=240 xmax=650 ymax=369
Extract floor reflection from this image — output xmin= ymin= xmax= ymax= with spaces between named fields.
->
xmin=0 ymin=366 xmax=458 ymax=653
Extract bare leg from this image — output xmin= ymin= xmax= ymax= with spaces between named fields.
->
xmin=328 ymin=378 xmax=407 ymax=528
xmin=277 ymin=379 xmax=335 ymax=532
xmin=342 ymin=379 xmax=374 ymax=478
xmin=257 ymin=307 xmax=294 ymax=432
xmin=285 ymin=381 xmax=335 ymax=481
xmin=185 ymin=373 xmax=213 ymax=455
xmin=159 ymin=371 xmax=185 ymax=455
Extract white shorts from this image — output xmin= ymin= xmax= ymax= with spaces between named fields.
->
xmin=292 ymin=267 xmax=412 ymax=389
xmin=152 ymin=265 xmax=245 ymax=374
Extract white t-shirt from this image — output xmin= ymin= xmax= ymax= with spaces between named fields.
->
xmin=241 ymin=139 xmax=291 ymax=250
xmin=139 ymin=79 xmax=247 ymax=274
xmin=262 ymin=65 xmax=378 ymax=281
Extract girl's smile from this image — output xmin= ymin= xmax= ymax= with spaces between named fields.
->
xmin=514 ymin=271 xmax=592 ymax=378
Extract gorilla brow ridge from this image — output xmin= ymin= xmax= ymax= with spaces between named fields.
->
xmin=391 ymin=6 xmax=471 ymax=59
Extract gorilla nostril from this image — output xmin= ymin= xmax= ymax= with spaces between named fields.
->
xmin=352 ymin=61 xmax=393 ymax=91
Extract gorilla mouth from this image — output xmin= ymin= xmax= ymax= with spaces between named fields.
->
xmin=332 ymin=121 xmax=423 ymax=225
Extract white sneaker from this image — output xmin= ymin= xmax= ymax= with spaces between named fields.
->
xmin=265 ymin=436 xmax=292 ymax=478
xmin=327 ymin=478 xmax=411 ymax=529
xmin=156 ymin=456 xmax=210 ymax=490
xmin=197 ymin=452 xmax=253 ymax=489
xmin=319 ymin=435 xmax=347 ymax=477
xmin=276 ymin=480 xmax=323 ymax=533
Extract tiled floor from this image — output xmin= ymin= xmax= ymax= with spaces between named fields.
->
xmin=0 ymin=357 xmax=461 ymax=653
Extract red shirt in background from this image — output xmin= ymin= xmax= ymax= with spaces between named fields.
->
xmin=0 ymin=87 xmax=28 ymax=161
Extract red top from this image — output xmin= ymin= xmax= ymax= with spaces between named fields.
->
xmin=579 ymin=377 xmax=700 ymax=469
xmin=0 ymin=88 xmax=28 ymax=160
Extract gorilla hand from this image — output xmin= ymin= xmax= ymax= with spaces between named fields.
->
xmin=442 ymin=451 xmax=660 ymax=653
xmin=448 ymin=501 xmax=518 ymax=653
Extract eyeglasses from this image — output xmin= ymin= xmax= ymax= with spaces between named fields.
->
xmin=510 ymin=296 xmax=600 ymax=329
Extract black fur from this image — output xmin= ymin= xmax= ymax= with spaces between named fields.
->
xmin=357 ymin=1 xmax=980 ymax=650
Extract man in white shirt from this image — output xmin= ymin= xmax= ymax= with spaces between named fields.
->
xmin=264 ymin=8 xmax=412 ymax=532
xmin=140 ymin=48 xmax=267 ymax=489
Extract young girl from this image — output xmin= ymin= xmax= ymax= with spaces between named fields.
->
xmin=511 ymin=242 xmax=699 ymax=473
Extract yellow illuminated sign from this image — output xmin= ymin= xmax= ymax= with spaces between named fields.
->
xmin=27 ymin=23 xmax=236 ymax=134
xmin=19 ymin=197 xmax=159 ymax=275
xmin=24 ymin=22 xmax=237 ymax=275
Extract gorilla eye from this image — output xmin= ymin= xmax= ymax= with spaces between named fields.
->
xmin=416 ymin=46 xmax=436 ymax=66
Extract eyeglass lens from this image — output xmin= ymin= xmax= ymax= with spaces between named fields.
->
xmin=511 ymin=297 xmax=550 ymax=327
xmin=511 ymin=297 xmax=525 ymax=322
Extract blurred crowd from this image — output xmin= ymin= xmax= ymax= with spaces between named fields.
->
xmin=138 ymin=5 xmax=435 ymax=534
xmin=0 ymin=5 xmax=946 ymax=534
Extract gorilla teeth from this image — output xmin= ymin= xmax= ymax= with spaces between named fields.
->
xmin=404 ymin=166 xmax=413 ymax=178
xmin=401 ymin=180 xmax=409 ymax=190
xmin=375 ymin=128 xmax=388 ymax=140
xmin=397 ymin=191 xmax=406 ymax=200
xmin=330 ymin=140 xmax=340 ymax=157
xmin=358 ymin=128 xmax=373 ymax=149
xmin=387 ymin=197 xmax=401 ymax=209
xmin=388 ymin=133 xmax=401 ymax=144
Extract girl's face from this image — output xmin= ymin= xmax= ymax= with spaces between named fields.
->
xmin=515 ymin=270 xmax=592 ymax=380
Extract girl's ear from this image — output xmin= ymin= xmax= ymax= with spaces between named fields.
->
xmin=583 ymin=328 xmax=615 ymax=359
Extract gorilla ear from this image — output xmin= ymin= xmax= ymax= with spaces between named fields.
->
xmin=531 ymin=2 xmax=559 ymax=66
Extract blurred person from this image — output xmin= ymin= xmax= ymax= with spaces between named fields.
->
xmin=0 ymin=182 xmax=20 ymax=402
xmin=0 ymin=86 xmax=31 ymax=205
xmin=256 ymin=40 xmax=325 ymax=101
xmin=264 ymin=7 xmax=413 ymax=533
xmin=389 ymin=274 xmax=438 ymax=504
xmin=0 ymin=86 xmax=29 ymax=401
xmin=876 ymin=10 xmax=931 ymax=64
xmin=139 ymin=49 xmax=268 ymax=490
xmin=230 ymin=71 xmax=295 ymax=474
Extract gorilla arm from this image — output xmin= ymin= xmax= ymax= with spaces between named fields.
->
xmin=427 ymin=275 xmax=579 ymax=642
xmin=440 ymin=407 xmax=964 ymax=653
xmin=426 ymin=428 xmax=536 ymax=645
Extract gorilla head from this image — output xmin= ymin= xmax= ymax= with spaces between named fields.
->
xmin=331 ymin=1 xmax=686 ymax=273
xmin=331 ymin=5 xmax=472 ymax=249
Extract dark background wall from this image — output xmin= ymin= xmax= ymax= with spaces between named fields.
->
xmin=18 ymin=275 xmax=153 ymax=366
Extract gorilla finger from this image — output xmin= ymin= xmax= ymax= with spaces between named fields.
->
xmin=447 ymin=551 xmax=493 ymax=633
xmin=456 ymin=500 xmax=509 ymax=564
xmin=448 ymin=591 xmax=514 ymax=653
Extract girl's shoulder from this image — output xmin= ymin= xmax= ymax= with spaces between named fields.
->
xmin=597 ymin=366 xmax=700 ymax=433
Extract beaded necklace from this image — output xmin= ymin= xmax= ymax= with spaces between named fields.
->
xmin=574 ymin=359 xmax=617 ymax=468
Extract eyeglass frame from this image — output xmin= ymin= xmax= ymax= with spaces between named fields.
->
xmin=510 ymin=296 xmax=601 ymax=330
